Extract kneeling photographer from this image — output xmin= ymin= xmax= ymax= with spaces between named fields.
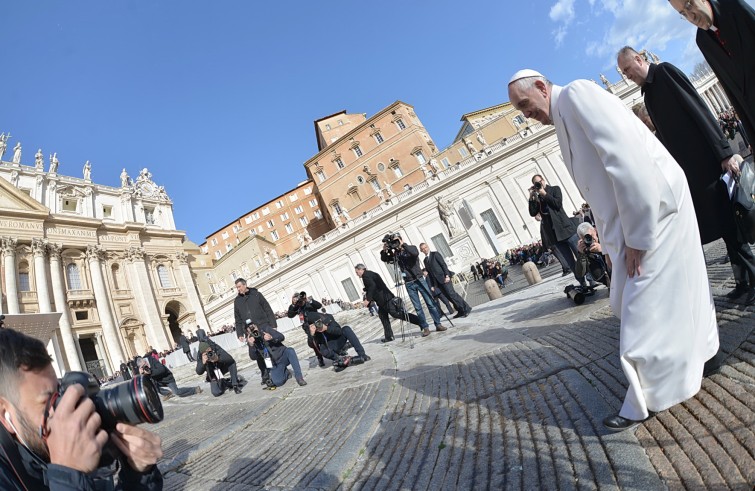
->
xmin=138 ymin=356 xmax=201 ymax=399
xmin=287 ymin=292 xmax=326 ymax=367
xmin=0 ymin=328 xmax=163 ymax=490
xmin=307 ymin=311 xmax=370 ymax=371
xmin=196 ymin=339 xmax=243 ymax=396
xmin=246 ymin=322 xmax=307 ymax=388
xmin=576 ymin=222 xmax=611 ymax=288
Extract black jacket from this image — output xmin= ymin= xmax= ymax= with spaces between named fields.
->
xmin=144 ymin=355 xmax=175 ymax=387
xmin=383 ymin=244 xmax=423 ymax=279
xmin=423 ymin=251 xmax=451 ymax=287
xmin=179 ymin=335 xmax=190 ymax=352
xmin=246 ymin=325 xmax=287 ymax=363
xmin=0 ymin=424 xmax=162 ymax=491
xmin=305 ymin=313 xmax=348 ymax=355
xmin=642 ymin=62 xmax=734 ymax=244
xmin=195 ymin=338 xmax=235 ymax=380
xmin=286 ymin=298 xmax=323 ymax=325
xmin=196 ymin=328 xmax=207 ymax=341
xmin=119 ymin=362 xmax=131 ymax=380
xmin=234 ymin=287 xmax=277 ymax=337
xmin=528 ymin=184 xmax=576 ymax=243
xmin=360 ymin=270 xmax=395 ymax=308
xmin=696 ymin=0 xmax=755 ymax=145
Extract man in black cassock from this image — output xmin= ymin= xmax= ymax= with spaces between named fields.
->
xmin=669 ymin=0 xmax=755 ymax=146
xmin=618 ymin=47 xmax=755 ymax=305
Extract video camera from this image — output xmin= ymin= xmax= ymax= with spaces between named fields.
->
xmin=245 ymin=319 xmax=261 ymax=340
xmin=46 ymin=371 xmax=163 ymax=433
xmin=382 ymin=232 xmax=402 ymax=251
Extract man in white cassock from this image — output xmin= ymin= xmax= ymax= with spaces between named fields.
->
xmin=507 ymin=69 xmax=719 ymax=432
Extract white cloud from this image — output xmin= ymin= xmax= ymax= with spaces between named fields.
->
xmin=550 ymin=0 xmax=576 ymax=23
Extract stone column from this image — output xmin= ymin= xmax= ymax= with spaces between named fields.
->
xmin=125 ymin=246 xmax=171 ymax=350
xmin=715 ymin=84 xmax=730 ymax=110
xmin=175 ymin=252 xmax=211 ymax=333
xmin=701 ymin=92 xmax=717 ymax=116
xmin=33 ymin=238 xmax=64 ymax=375
xmin=86 ymin=245 xmax=124 ymax=369
xmin=709 ymin=89 xmax=723 ymax=113
xmin=2 ymin=237 xmax=19 ymax=314
xmin=48 ymin=243 xmax=83 ymax=371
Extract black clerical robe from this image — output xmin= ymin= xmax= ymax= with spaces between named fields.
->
xmin=642 ymin=62 xmax=734 ymax=244
xmin=696 ymin=0 xmax=755 ymax=144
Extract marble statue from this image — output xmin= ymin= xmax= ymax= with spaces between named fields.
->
xmin=49 ymin=153 xmax=59 ymax=173
xmin=334 ymin=214 xmax=342 ymax=227
xmin=463 ymin=138 xmax=477 ymax=154
xmin=437 ymin=196 xmax=460 ymax=238
xmin=419 ymin=162 xmax=430 ymax=179
xmin=120 ymin=168 xmax=129 ymax=187
xmin=476 ymin=131 xmax=487 ymax=147
xmin=34 ymin=149 xmax=44 ymax=170
xmin=138 ymin=168 xmax=152 ymax=182
xmin=270 ymin=249 xmax=279 ymax=262
xmin=83 ymin=161 xmax=92 ymax=180
xmin=376 ymin=189 xmax=385 ymax=202
xmin=264 ymin=251 xmax=272 ymax=265
xmin=600 ymin=73 xmax=610 ymax=89
xmin=384 ymin=181 xmax=395 ymax=198
xmin=12 ymin=142 xmax=22 ymax=164
xmin=297 ymin=233 xmax=305 ymax=247
xmin=341 ymin=208 xmax=351 ymax=222
xmin=428 ymin=158 xmax=440 ymax=174
xmin=303 ymin=230 xmax=313 ymax=244
xmin=0 ymin=133 xmax=8 ymax=161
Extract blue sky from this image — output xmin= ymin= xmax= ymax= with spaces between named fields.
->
xmin=2 ymin=1 xmax=751 ymax=243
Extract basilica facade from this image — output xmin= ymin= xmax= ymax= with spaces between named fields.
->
xmin=0 ymin=149 xmax=209 ymax=378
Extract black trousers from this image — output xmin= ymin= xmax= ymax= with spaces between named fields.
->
xmin=183 ymin=349 xmax=194 ymax=361
xmin=319 ymin=326 xmax=367 ymax=358
xmin=724 ymin=234 xmax=755 ymax=287
xmin=208 ymin=361 xmax=239 ymax=396
xmin=433 ymin=290 xmax=454 ymax=314
xmin=377 ymin=298 xmax=423 ymax=339
xmin=436 ymin=281 xmax=470 ymax=314
xmin=248 ymin=345 xmax=269 ymax=379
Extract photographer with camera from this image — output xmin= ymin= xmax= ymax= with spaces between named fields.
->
xmin=234 ymin=277 xmax=278 ymax=385
xmin=287 ymin=292 xmax=326 ymax=367
xmin=576 ymin=222 xmax=611 ymax=289
xmin=137 ymin=356 xmax=201 ymax=399
xmin=195 ymin=339 xmax=242 ymax=396
xmin=306 ymin=311 xmax=370 ymax=371
xmin=528 ymin=174 xmax=586 ymax=288
xmin=355 ymin=264 xmax=427 ymax=342
xmin=0 ymin=328 xmax=163 ymax=490
xmin=246 ymin=323 xmax=307 ymax=387
xmin=380 ymin=233 xmax=448 ymax=337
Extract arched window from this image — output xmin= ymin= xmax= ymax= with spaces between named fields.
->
xmin=66 ymin=263 xmax=82 ymax=290
xmin=157 ymin=265 xmax=172 ymax=288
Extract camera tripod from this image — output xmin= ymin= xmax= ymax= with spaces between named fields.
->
xmin=388 ymin=251 xmax=454 ymax=345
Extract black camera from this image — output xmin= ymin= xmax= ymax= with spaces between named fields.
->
xmin=48 ymin=371 xmax=163 ymax=432
xmin=206 ymin=350 xmax=216 ymax=359
xmin=583 ymin=234 xmax=594 ymax=247
xmin=382 ymin=232 xmax=401 ymax=250
xmin=534 ymin=181 xmax=542 ymax=190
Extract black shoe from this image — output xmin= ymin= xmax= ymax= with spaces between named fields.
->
xmin=726 ymin=284 xmax=748 ymax=299
xmin=381 ymin=337 xmax=394 ymax=343
xmin=602 ymin=414 xmax=645 ymax=432
xmin=561 ymin=271 xmax=570 ymax=277
xmin=362 ymin=355 xmax=371 ymax=362
xmin=233 ymin=386 xmax=242 ymax=394
xmin=453 ymin=311 xmax=464 ymax=318
xmin=296 ymin=377 xmax=307 ymax=386
xmin=744 ymin=287 xmax=755 ymax=306
xmin=317 ymin=357 xmax=325 ymax=367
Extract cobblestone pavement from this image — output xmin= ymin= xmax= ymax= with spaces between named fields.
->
xmin=155 ymin=241 xmax=754 ymax=490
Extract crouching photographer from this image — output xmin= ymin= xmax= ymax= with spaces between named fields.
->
xmin=138 ymin=355 xmax=201 ymax=399
xmin=0 ymin=328 xmax=163 ymax=490
xmin=287 ymin=292 xmax=326 ymax=367
xmin=246 ymin=323 xmax=307 ymax=388
xmin=196 ymin=339 xmax=242 ymax=396
xmin=576 ymin=222 xmax=611 ymax=289
xmin=307 ymin=312 xmax=370 ymax=371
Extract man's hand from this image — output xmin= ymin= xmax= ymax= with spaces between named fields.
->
xmin=110 ymin=423 xmax=163 ymax=473
xmin=46 ymin=384 xmax=109 ymax=473
xmin=577 ymin=238 xmax=586 ymax=254
xmin=263 ymin=332 xmax=273 ymax=342
xmin=589 ymin=242 xmax=602 ymax=254
xmin=238 ymin=336 xmax=245 ymax=344
xmin=362 ymin=299 xmax=370 ymax=307
xmin=309 ymin=324 xmax=316 ymax=336
xmin=201 ymin=352 xmax=208 ymax=363
xmin=625 ymin=247 xmax=645 ymax=278
xmin=537 ymin=187 xmax=546 ymax=197
xmin=721 ymin=156 xmax=740 ymax=176
xmin=444 ymin=275 xmax=451 ymax=284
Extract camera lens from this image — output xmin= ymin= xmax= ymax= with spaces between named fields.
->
xmin=95 ymin=375 xmax=164 ymax=431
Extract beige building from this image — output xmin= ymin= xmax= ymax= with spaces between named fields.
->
xmin=305 ymin=101 xmax=438 ymax=227
xmin=201 ymin=180 xmax=330 ymax=261
xmin=0 ymin=150 xmax=209 ymax=378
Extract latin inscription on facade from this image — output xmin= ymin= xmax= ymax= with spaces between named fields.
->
xmin=0 ymin=219 xmax=44 ymax=231
xmin=45 ymin=227 xmax=97 ymax=238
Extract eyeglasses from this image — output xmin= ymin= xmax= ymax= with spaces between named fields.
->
xmin=678 ymin=0 xmax=694 ymax=19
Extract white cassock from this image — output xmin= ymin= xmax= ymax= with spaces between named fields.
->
xmin=551 ymin=80 xmax=719 ymax=421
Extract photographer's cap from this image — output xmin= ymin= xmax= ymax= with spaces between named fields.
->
xmin=198 ymin=341 xmax=210 ymax=353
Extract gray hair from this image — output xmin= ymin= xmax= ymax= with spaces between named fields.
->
xmin=617 ymin=45 xmax=641 ymax=60
xmin=577 ymin=221 xmax=595 ymax=238
xmin=509 ymin=76 xmax=553 ymax=92
xmin=355 ymin=263 xmax=366 ymax=271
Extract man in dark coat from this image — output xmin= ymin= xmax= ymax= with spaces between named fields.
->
xmin=528 ymin=174 xmax=585 ymax=287
xmin=245 ymin=324 xmax=307 ymax=387
xmin=139 ymin=356 xmax=201 ymax=398
xmin=119 ymin=360 xmax=132 ymax=380
xmin=420 ymin=243 xmax=471 ymax=318
xmin=195 ymin=325 xmax=207 ymax=341
xmin=304 ymin=311 xmax=369 ymax=366
xmin=355 ymin=264 xmax=426 ymax=342
xmin=671 ymin=0 xmax=755 ymax=145
xmin=234 ymin=277 xmax=278 ymax=382
xmin=618 ymin=47 xmax=755 ymax=304
xmin=196 ymin=338 xmax=242 ymax=396
xmin=287 ymin=293 xmax=326 ymax=367
xmin=179 ymin=331 xmax=194 ymax=361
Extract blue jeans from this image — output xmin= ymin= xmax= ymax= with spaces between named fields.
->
xmin=270 ymin=347 xmax=303 ymax=386
xmin=405 ymin=277 xmax=441 ymax=328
